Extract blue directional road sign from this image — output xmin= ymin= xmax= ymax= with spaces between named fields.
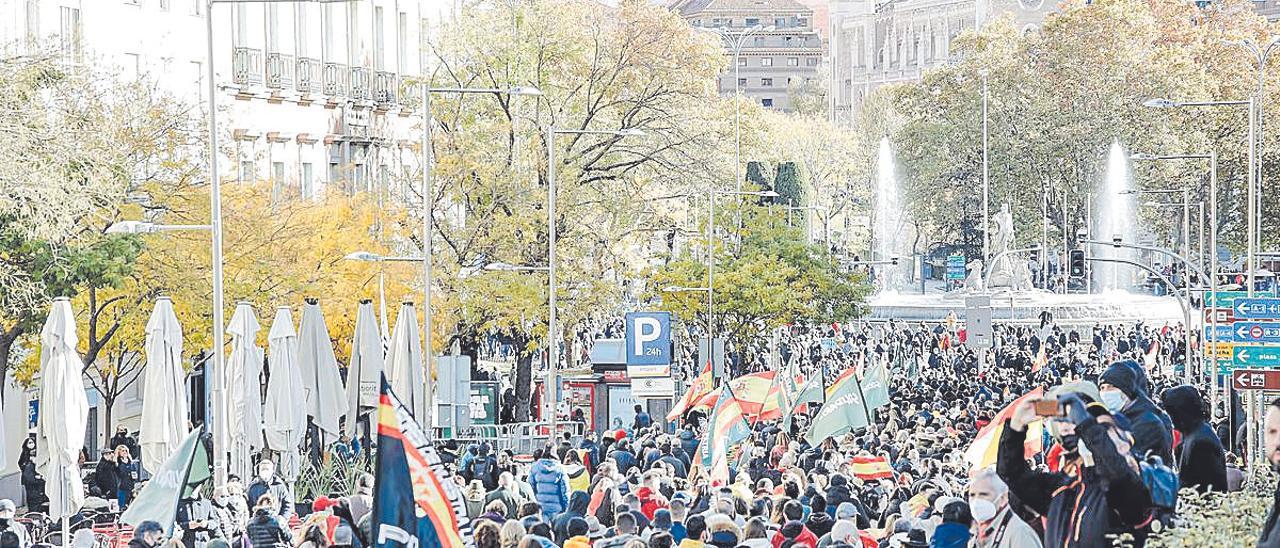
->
xmin=1207 ymin=291 xmax=1249 ymax=308
xmin=1233 ymin=298 xmax=1280 ymax=320
xmin=1233 ymin=345 xmax=1280 ymax=368
xmin=1205 ymin=324 xmax=1234 ymax=342
xmin=624 ymin=311 xmax=672 ymax=367
xmin=1233 ymin=321 xmax=1280 ymax=345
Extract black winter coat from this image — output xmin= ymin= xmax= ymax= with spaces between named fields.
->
xmin=1259 ymin=481 xmax=1280 ymax=547
xmin=245 ymin=509 xmax=291 ymax=548
xmin=997 ymin=418 xmax=1151 ymax=548
xmin=1161 ymin=385 xmax=1227 ymax=494
xmin=1100 ymin=362 xmax=1174 ymax=465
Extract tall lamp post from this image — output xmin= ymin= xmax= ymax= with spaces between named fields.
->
xmin=1144 ymin=98 xmax=1251 ymax=295
xmin=544 ymin=126 xmax=643 ymax=434
xmin=421 ymin=85 xmax=541 ymax=432
xmin=1227 ymin=38 xmax=1280 ymax=269
xmin=700 ymin=24 xmax=775 ymax=235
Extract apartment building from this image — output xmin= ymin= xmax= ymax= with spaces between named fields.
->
xmin=0 ymin=0 xmax=442 ymax=202
xmin=672 ymin=0 xmax=824 ymax=111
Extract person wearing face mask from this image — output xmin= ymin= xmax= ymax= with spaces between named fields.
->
xmin=966 ymin=468 xmax=1040 ymax=548
xmin=177 ymin=486 xmax=222 ymax=548
xmin=997 ymin=381 xmax=1151 ymax=548
xmin=1098 ymin=360 xmax=1173 ymax=466
xmin=0 ymin=500 xmax=30 ymax=548
xmin=129 ymin=521 xmax=166 ymax=548
xmin=110 ymin=427 xmax=140 ymax=462
xmin=1256 ymin=398 xmax=1280 ymax=547
xmin=209 ymin=486 xmax=240 ymax=541
xmin=246 ymin=460 xmax=294 ymax=518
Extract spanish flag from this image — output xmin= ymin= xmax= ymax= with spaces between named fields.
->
xmin=850 ymin=455 xmax=894 ymax=481
xmin=963 ymin=388 xmax=1045 ymax=471
xmin=372 ymin=379 xmax=473 ymax=547
xmin=668 ymin=360 xmax=713 ymax=421
xmin=727 ymin=371 xmax=782 ymax=420
xmin=701 ymin=383 xmax=752 ymax=486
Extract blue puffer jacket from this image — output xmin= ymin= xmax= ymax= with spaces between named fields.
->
xmin=529 ymin=458 xmax=569 ymax=518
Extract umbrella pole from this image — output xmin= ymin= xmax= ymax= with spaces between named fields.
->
xmin=62 ymin=513 xmax=68 ymax=548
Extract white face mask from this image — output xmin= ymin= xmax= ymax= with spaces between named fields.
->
xmin=258 ymin=470 xmax=273 ymax=482
xmin=1100 ymin=390 xmax=1129 ymax=413
xmin=969 ymin=498 xmax=998 ymax=523
xmin=215 ymin=496 xmax=229 ymax=506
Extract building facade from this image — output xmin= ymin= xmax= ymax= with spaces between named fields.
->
xmin=0 ymin=0 xmax=446 ymax=203
xmin=673 ymin=0 xmax=824 ymax=111
xmin=828 ymin=0 xmax=1054 ymax=119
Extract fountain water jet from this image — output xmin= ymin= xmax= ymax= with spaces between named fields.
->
xmin=873 ymin=137 xmax=912 ymax=291
xmin=1094 ymin=141 xmax=1138 ymax=291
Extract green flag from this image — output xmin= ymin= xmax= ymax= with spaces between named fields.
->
xmin=862 ymin=357 xmax=891 ymax=410
xmin=804 ymin=370 xmax=870 ymax=446
xmin=783 ymin=366 xmax=825 ymax=432
xmin=121 ymin=428 xmax=210 ymax=533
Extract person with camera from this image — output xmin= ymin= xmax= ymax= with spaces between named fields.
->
xmin=997 ymin=381 xmax=1151 ymax=548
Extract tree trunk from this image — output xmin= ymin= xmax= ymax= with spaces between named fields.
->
xmin=513 ymin=334 xmax=533 ymax=422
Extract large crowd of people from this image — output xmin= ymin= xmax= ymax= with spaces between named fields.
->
xmin=0 ymin=317 xmax=1273 ymax=548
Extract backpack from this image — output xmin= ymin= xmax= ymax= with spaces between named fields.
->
xmin=1139 ymin=454 xmax=1179 ymax=512
xmin=471 ymin=456 xmax=492 ymax=481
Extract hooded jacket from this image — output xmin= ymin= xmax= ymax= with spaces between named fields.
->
xmin=636 ymin=486 xmax=668 ymax=520
xmin=997 ymin=416 xmax=1151 ymax=548
xmin=551 ymin=491 xmax=591 ymax=544
xmin=1161 ymin=385 xmax=1227 ymax=493
xmin=1100 ymin=361 xmax=1174 ymax=465
xmin=771 ymin=520 xmax=818 ymax=548
xmin=529 ymin=458 xmax=569 ymax=518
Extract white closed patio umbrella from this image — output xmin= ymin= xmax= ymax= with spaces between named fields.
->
xmin=36 ymin=297 xmax=89 ymax=534
xmin=344 ymin=300 xmax=384 ymax=439
xmin=226 ymin=302 xmax=265 ymax=483
xmin=297 ymin=299 xmax=345 ymax=447
xmin=386 ymin=302 xmax=425 ymax=420
xmin=264 ymin=307 xmax=306 ymax=481
xmin=139 ymin=297 xmax=189 ymax=474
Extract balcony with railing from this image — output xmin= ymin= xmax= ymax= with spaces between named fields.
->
xmin=350 ymin=66 xmax=372 ymax=101
xmin=232 ymin=47 xmax=263 ymax=86
xmin=323 ymin=62 xmax=347 ymax=96
xmin=296 ymin=57 xmax=321 ymax=94
xmin=265 ymin=52 xmax=295 ymax=90
xmin=374 ymin=71 xmax=397 ymax=106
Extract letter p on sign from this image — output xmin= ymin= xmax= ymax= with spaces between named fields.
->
xmin=625 ymin=311 xmax=672 ymax=366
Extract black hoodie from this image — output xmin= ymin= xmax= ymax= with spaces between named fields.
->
xmin=552 ymin=491 xmax=592 ymax=543
xmin=1100 ymin=361 xmax=1174 ymax=465
xmin=1160 ymin=385 xmax=1227 ymax=493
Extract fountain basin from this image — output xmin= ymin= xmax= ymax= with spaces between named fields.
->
xmin=866 ymin=289 xmax=1187 ymax=326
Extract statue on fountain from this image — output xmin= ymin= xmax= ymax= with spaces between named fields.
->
xmin=986 ymin=202 xmax=1035 ymax=292
xmin=964 ymin=259 xmax=985 ymax=292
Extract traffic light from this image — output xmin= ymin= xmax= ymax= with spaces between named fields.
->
xmin=1069 ymin=250 xmax=1086 ymax=278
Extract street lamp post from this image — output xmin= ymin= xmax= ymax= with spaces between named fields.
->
xmin=981 ymin=69 xmax=990 ymax=268
xmin=420 ymin=85 xmax=540 ymax=432
xmin=700 ymin=24 xmax=775 ymax=236
xmin=1228 ymin=38 xmax=1280 ymax=278
xmin=544 ymin=126 xmax=642 ymax=435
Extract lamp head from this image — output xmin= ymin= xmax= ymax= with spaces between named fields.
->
xmin=344 ymin=251 xmax=382 ymax=262
xmin=508 ymin=86 xmax=543 ymax=96
xmin=1130 ymin=152 xmax=1157 ymax=161
xmin=105 ymin=220 xmax=153 ymax=234
xmin=1142 ymin=98 xmax=1176 ymax=109
xmin=758 ymin=190 xmax=780 ymax=198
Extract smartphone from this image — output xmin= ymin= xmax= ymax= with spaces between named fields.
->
xmin=1033 ymin=398 xmax=1061 ymax=417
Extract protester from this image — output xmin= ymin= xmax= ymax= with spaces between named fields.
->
xmin=1257 ymin=398 xmax=1280 ymax=547
xmin=246 ymin=495 xmax=293 ymax=548
xmin=998 ymin=382 xmax=1152 ymax=548
xmin=1099 ymin=360 xmax=1174 ymax=465
xmin=130 ymin=521 xmax=167 ymax=548
xmin=529 ymin=448 xmax=569 ymax=520
xmin=177 ymin=487 xmax=222 ymax=548
xmin=966 ymin=468 xmax=1040 ymax=548
xmin=0 ymin=500 xmax=29 ymax=548
xmin=1161 ymin=385 xmax=1227 ymax=493
xmin=247 ymin=460 xmax=295 ymax=518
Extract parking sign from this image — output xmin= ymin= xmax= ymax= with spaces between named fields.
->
xmin=625 ymin=312 xmax=672 ymax=367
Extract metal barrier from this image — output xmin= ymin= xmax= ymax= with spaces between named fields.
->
xmin=434 ymin=421 xmax=586 ymax=456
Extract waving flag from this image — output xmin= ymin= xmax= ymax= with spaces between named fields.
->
xmin=964 ymin=388 xmax=1046 ymax=470
xmin=668 ymin=360 xmax=714 ymax=421
xmin=373 ymin=379 xmax=472 ymax=548
xmin=700 ymin=383 xmax=752 ymax=485
xmin=861 ymin=358 xmax=891 ymax=410
xmin=850 ymin=455 xmax=894 ymax=481
xmin=805 ymin=369 xmax=870 ymax=445
xmin=726 ymin=371 xmax=781 ymax=421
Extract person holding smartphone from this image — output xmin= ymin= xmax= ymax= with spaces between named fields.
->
xmin=996 ymin=381 xmax=1151 ymax=548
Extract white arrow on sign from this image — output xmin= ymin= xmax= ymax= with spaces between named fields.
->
xmin=1238 ymin=301 xmax=1250 ymax=316
xmin=1239 ymin=348 xmax=1251 ymax=362
xmin=1238 ymin=325 xmax=1250 ymax=339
